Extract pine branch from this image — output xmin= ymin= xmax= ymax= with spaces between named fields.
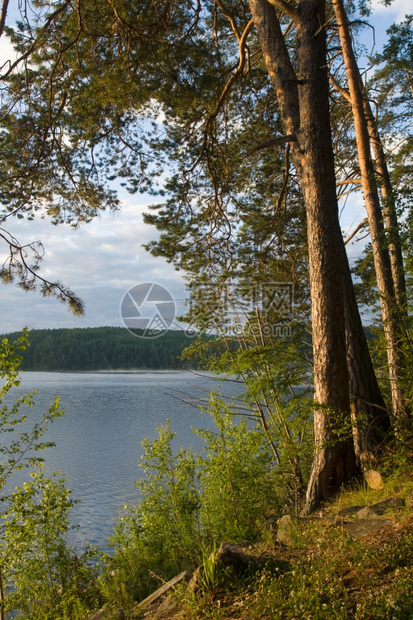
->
xmin=247 ymin=134 xmax=297 ymax=154
xmin=329 ymin=74 xmax=351 ymax=102
xmin=0 ymin=229 xmax=84 ymax=315
xmin=344 ymin=218 xmax=368 ymax=245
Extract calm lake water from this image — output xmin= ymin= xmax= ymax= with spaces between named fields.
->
xmin=11 ymin=371 xmax=243 ymax=552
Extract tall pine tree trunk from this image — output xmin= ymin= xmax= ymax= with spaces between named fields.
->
xmin=249 ymin=0 xmax=356 ymax=512
xmin=333 ymin=0 xmax=409 ymax=427
xmin=363 ymin=100 xmax=407 ymax=312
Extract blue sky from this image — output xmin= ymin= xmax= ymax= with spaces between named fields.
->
xmin=0 ymin=0 xmax=410 ymax=334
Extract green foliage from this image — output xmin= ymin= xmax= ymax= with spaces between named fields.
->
xmin=171 ymin=456 xmax=413 ymax=619
xmin=0 ymin=331 xmax=102 ymax=618
xmin=107 ymin=374 xmax=311 ymax=604
xmin=185 ymin=453 xmax=413 ymax=618
xmin=0 ymin=329 xmax=63 ymax=485
xmin=243 ymin=521 xmax=413 ymax=620
xmin=199 ymin=540 xmax=221 ymax=594
xmin=104 ymin=422 xmax=201 ymax=603
xmin=183 ymin=327 xmax=314 ymax=510
xmin=195 ymin=400 xmax=282 ymax=542
xmin=104 ymin=416 xmax=413 ymax=616
xmin=1 ymin=0 xmax=310 ymax=324
xmin=1 ymin=467 xmax=102 ymax=619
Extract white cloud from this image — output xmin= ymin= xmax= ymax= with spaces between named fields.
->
xmin=361 ymin=0 xmax=412 ymax=57
xmin=370 ymin=0 xmax=411 ymax=21
xmin=0 ymin=33 xmax=17 ymax=75
xmin=0 ymin=197 xmax=188 ymax=334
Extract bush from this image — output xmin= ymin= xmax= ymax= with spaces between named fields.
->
xmin=0 ymin=331 xmax=102 ymax=619
xmin=106 ymin=395 xmax=289 ymax=603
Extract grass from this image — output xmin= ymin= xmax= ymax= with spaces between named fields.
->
xmin=154 ymin=458 xmax=413 ymax=620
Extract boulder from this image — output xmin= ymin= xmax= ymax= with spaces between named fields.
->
xmin=187 ymin=541 xmax=255 ymax=595
xmin=356 ymin=506 xmax=375 ymax=519
xmin=276 ymin=515 xmax=294 ymax=547
xmin=187 ymin=540 xmax=288 ymax=596
xmin=342 ymin=519 xmax=392 ymax=539
xmin=364 ymin=470 xmax=383 ymax=490
xmin=215 ymin=541 xmax=254 ymax=572
xmin=337 ymin=504 xmax=366 ymax=517
xmin=370 ymin=497 xmax=405 ymax=514
xmin=356 ymin=497 xmax=405 ymax=519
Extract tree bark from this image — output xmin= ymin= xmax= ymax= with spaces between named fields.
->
xmin=333 ymin=0 xmax=409 ymax=427
xmin=249 ymin=0 xmax=357 ymax=512
xmin=363 ymin=100 xmax=407 ymax=313
xmin=340 ymin=241 xmax=391 ymax=464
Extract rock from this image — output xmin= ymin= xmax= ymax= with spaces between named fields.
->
xmin=337 ymin=505 xmax=366 ymax=517
xmin=138 ymin=570 xmax=192 ymax=610
xmin=187 ymin=541 xmax=268 ymax=595
xmin=370 ymin=497 xmax=405 ymax=514
xmin=187 ymin=566 xmax=202 ymax=595
xmin=342 ymin=519 xmax=392 ymax=539
xmin=215 ymin=541 xmax=254 ymax=572
xmin=338 ymin=497 xmax=405 ymax=522
xmin=276 ymin=515 xmax=294 ymax=547
xmin=356 ymin=506 xmax=375 ymax=519
xmin=364 ymin=470 xmax=383 ymax=490
xmin=355 ymin=497 xmax=405 ymax=519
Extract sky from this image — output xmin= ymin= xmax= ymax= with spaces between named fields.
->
xmin=0 ymin=0 xmax=410 ymax=335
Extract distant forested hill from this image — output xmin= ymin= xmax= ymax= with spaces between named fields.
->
xmin=1 ymin=327 xmax=197 ymax=371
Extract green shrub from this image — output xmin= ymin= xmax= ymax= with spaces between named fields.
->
xmin=196 ymin=397 xmax=281 ymax=542
xmin=104 ymin=422 xmax=201 ymax=603
xmin=107 ymin=396 xmax=290 ymax=603
xmin=0 ymin=331 xmax=102 ymax=619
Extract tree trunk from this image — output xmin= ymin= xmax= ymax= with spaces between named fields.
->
xmin=249 ymin=0 xmax=357 ymax=513
xmin=333 ymin=0 xmax=409 ymax=427
xmin=363 ymin=99 xmax=407 ymax=313
xmin=340 ymin=241 xmax=391 ymax=464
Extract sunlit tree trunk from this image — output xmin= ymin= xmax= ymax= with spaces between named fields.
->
xmin=340 ymin=242 xmax=391 ymax=464
xmin=250 ymin=0 xmax=357 ymax=513
xmin=363 ymin=101 xmax=407 ymax=312
xmin=333 ymin=0 xmax=409 ymax=427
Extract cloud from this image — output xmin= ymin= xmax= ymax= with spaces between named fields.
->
xmin=362 ymin=0 xmax=412 ymax=57
xmin=370 ymin=0 xmax=411 ymax=22
xmin=0 ymin=197 xmax=188 ymax=334
xmin=0 ymin=34 xmax=16 ymax=67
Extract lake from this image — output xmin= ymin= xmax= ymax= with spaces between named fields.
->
xmin=10 ymin=371 xmax=243 ymax=552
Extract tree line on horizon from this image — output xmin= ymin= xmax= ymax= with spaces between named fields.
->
xmin=0 ymin=327 xmax=196 ymax=371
